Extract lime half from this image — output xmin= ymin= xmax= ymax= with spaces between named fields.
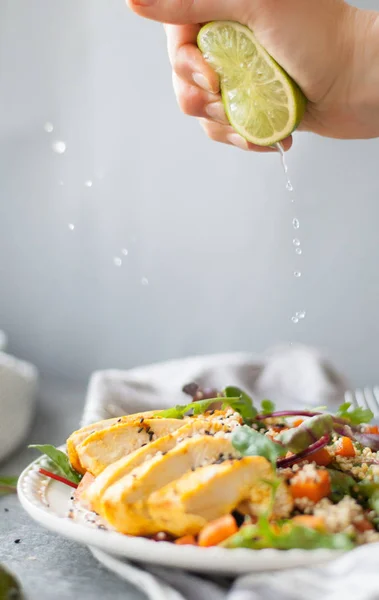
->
xmin=197 ymin=21 xmax=307 ymax=146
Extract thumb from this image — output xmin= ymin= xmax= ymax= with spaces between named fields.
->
xmin=127 ymin=0 xmax=248 ymax=25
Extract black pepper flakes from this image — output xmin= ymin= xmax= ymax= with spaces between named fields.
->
xmin=4 ymin=508 xmax=9 ymax=512
xmin=148 ymin=431 xmax=154 ymax=442
xmin=117 ymin=418 xmax=122 ymax=423
xmin=140 ymin=417 xmax=144 ymax=424
xmin=138 ymin=427 xmax=144 ymax=434
xmin=14 ymin=539 xmax=21 ymax=544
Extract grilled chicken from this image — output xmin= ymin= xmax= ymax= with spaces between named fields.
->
xmin=100 ymin=436 xmax=239 ymax=535
xmin=148 ymin=457 xmax=292 ymax=537
xmin=86 ymin=419 xmax=232 ymax=514
xmin=75 ymin=418 xmax=184 ymax=476
xmin=67 ymin=411 xmax=158 ymax=474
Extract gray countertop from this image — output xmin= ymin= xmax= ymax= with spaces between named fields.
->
xmin=0 ymin=378 xmax=145 ymax=600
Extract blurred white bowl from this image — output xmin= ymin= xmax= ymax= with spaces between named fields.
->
xmin=0 ymin=333 xmax=38 ymax=462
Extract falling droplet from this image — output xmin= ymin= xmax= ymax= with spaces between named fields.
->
xmin=293 ymin=238 xmax=300 ymax=246
xmin=141 ymin=277 xmax=149 ymax=286
xmin=84 ymin=180 xmax=93 ymax=188
xmin=295 ymin=248 xmax=302 ymax=255
xmin=44 ymin=122 xmax=54 ymax=133
xmin=294 ymin=271 xmax=302 ymax=278
xmin=52 ymin=141 xmax=66 ymax=154
xmin=113 ymin=257 xmax=122 ymax=267
xmin=286 ymin=181 xmax=294 ymax=192
xmin=292 ymin=218 xmax=300 ymax=230
xmin=291 ymin=316 xmax=299 ymax=324
xmin=121 ymin=248 xmax=128 ymax=256
xmin=68 ymin=223 xmax=75 ymax=231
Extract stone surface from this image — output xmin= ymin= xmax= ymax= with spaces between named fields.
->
xmin=0 ymin=378 xmax=145 ymax=600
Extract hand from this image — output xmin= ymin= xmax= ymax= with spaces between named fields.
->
xmin=128 ymin=0 xmax=379 ymax=152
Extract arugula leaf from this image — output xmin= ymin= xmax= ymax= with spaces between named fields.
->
xmin=231 ymin=425 xmax=286 ymax=466
xmin=328 ymin=469 xmax=355 ymax=503
xmin=336 ymin=402 xmax=373 ymax=425
xmin=29 ymin=444 xmax=82 ymax=484
xmin=0 ymin=565 xmax=22 ymax=599
xmin=0 ymin=476 xmax=18 ymax=496
xmin=157 ymin=387 xmax=257 ymax=424
xmin=224 ymin=521 xmax=354 ymax=550
xmin=275 ymin=414 xmax=334 ymax=453
xmin=357 ymin=479 xmax=379 ymax=514
xmin=260 ymin=399 xmax=275 ymax=415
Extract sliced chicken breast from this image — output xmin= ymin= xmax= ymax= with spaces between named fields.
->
xmin=76 ymin=418 xmax=184 ymax=476
xmin=100 ymin=436 xmax=239 ymax=535
xmin=148 ymin=457 xmax=292 ymax=537
xmin=67 ymin=411 xmax=158 ymax=474
xmin=86 ymin=419 xmax=232 ymax=514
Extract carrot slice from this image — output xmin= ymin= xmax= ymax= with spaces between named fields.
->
xmin=198 ymin=514 xmax=238 ymax=547
xmin=335 ymin=436 xmax=355 ymax=458
xmin=308 ymin=447 xmax=332 ymax=467
xmin=290 ymin=469 xmax=331 ymax=503
xmin=293 ymin=419 xmax=304 ymax=427
xmin=292 ymin=515 xmax=326 ymax=531
xmin=174 ymin=535 xmax=197 ymax=545
xmin=365 ymin=425 xmax=379 ymax=434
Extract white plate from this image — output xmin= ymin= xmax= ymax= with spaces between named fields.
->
xmin=18 ymin=453 xmax=343 ymax=575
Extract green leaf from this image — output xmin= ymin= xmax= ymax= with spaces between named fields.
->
xmin=156 ymin=387 xmax=257 ymax=424
xmin=29 ymin=445 xmax=82 ymax=484
xmin=223 ymin=521 xmax=354 ymax=551
xmin=275 ymin=414 xmax=334 ymax=453
xmin=0 ymin=476 xmax=18 ymax=496
xmin=328 ymin=469 xmax=355 ymax=503
xmin=260 ymin=399 xmax=275 ymax=415
xmin=231 ymin=425 xmax=286 ymax=466
xmin=336 ymin=402 xmax=373 ymax=425
xmin=156 ymin=399 xmax=227 ymax=420
xmin=0 ymin=565 xmax=22 ymax=599
xmin=223 ymin=387 xmax=258 ymax=423
xmin=356 ymin=479 xmax=379 ymax=514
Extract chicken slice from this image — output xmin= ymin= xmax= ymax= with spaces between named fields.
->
xmin=148 ymin=457 xmax=292 ymax=537
xmin=67 ymin=411 xmax=158 ymax=474
xmin=76 ymin=418 xmax=184 ymax=476
xmin=86 ymin=419 xmax=232 ymax=514
xmin=100 ymin=436 xmax=239 ymax=535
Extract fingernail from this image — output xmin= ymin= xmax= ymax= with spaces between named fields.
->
xmin=132 ymin=0 xmax=155 ymax=5
xmin=227 ymin=133 xmax=249 ymax=150
xmin=205 ymin=102 xmax=228 ymax=124
xmin=192 ymin=73 xmax=213 ymax=93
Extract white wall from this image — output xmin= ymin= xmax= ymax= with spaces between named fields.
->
xmin=0 ymin=0 xmax=378 ymax=385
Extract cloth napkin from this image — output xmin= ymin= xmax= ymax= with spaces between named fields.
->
xmin=0 ymin=331 xmax=38 ymax=462
xmin=82 ymin=345 xmax=379 ymax=600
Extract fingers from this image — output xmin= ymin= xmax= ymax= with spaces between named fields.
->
xmin=166 ymin=24 xmax=220 ymax=94
xmin=172 ymin=74 xmax=228 ymax=124
xmin=199 ymin=119 xmax=290 ymax=152
xmin=127 ymin=0 xmax=246 ymax=25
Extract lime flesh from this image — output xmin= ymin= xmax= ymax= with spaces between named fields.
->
xmin=197 ymin=22 xmax=307 ymax=146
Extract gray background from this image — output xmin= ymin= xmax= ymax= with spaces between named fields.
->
xmin=1 ymin=0 xmax=379 ymax=387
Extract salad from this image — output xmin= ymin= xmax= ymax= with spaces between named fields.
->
xmin=30 ymin=385 xmax=379 ymax=551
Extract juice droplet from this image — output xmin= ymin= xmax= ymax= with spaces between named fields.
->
xmin=293 ymin=238 xmax=300 ymax=246
xmin=113 ymin=257 xmax=122 ymax=267
xmin=292 ymin=218 xmax=300 ymax=229
xmin=295 ymin=248 xmax=302 ymax=255
xmin=141 ymin=277 xmax=149 ymax=286
xmin=291 ymin=316 xmax=299 ymax=324
xmin=286 ymin=181 xmax=294 ymax=192
xmin=298 ymin=311 xmax=306 ymax=319
xmin=84 ymin=180 xmax=93 ymax=188
xmin=294 ymin=271 xmax=302 ymax=278
xmin=44 ymin=122 xmax=54 ymax=133
xmin=121 ymin=248 xmax=128 ymax=256
xmin=68 ymin=223 xmax=75 ymax=231
xmin=52 ymin=141 xmax=66 ymax=154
